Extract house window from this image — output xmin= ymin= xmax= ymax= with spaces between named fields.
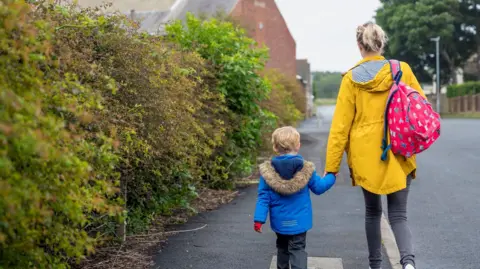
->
xmin=254 ymin=0 xmax=266 ymax=8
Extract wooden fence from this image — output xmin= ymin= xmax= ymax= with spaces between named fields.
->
xmin=426 ymin=94 xmax=449 ymax=114
xmin=448 ymin=94 xmax=480 ymax=113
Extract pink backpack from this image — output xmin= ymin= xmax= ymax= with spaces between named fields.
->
xmin=380 ymin=60 xmax=441 ymax=161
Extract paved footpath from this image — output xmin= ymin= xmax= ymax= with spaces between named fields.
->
xmin=154 ymin=106 xmax=480 ymax=269
xmin=154 ymin=107 xmax=392 ymax=269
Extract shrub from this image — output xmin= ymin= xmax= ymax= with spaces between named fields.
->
xmin=258 ymin=70 xmax=304 ymax=152
xmin=1 ymin=2 xmax=307 ymax=267
xmin=261 ymin=70 xmax=304 ymax=126
xmin=46 ymin=5 xmax=227 ymax=231
xmin=0 ymin=1 xmax=121 ymax=268
xmin=447 ymin=81 xmax=480 ymax=97
xmin=166 ymin=13 xmax=274 ymax=187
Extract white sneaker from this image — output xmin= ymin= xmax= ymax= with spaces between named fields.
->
xmin=405 ymin=265 xmax=416 ymax=269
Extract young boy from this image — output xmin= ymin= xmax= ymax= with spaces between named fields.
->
xmin=253 ymin=126 xmax=336 ymax=269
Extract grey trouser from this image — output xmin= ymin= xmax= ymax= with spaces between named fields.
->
xmin=276 ymin=232 xmax=307 ymax=269
xmin=362 ymin=178 xmax=415 ymax=269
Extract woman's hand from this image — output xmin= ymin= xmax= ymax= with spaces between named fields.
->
xmin=323 ymin=171 xmax=338 ymax=177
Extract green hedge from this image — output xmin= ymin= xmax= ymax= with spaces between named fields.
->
xmin=166 ymin=14 xmax=274 ymax=188
xmin=0 ymin=2 xmax=305 ymax=268
xmin=48 ymin=6 xmax=229 ymax=234
xmin=261 ymin=70 xmax=304 ymax=127
xmin=0 ymin=2 xmax=122 ymax=267
xmin=447 ymin=81 xmax=480 ymax=98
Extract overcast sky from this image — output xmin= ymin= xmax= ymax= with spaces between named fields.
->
xmin=276 ymin=0 xmax=381 ymax=72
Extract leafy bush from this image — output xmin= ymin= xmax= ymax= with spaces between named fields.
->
xmin=1 ymin=2 xmax=307 ymax=268
xmin=166 ymin=14 xmax=274 ymax=187
xmin=262 ymin=70 xmax=304 ymax=127
xmin=0 ymin=2 xmax=121 ymax=268
xmin=312 ymin=71 xmax=342 ymax=99
xmin=447 ymin=81 xmax=480 ymax=97
xmin=258 ymin=70 xmax=304 ymax=152
xmin=47 ymin=5 xmax=227 ymax=232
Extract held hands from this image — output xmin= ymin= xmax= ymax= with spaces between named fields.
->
xmin=254 ymin=222 xmax=263 ymax=233
xmin=323 ymin=171 xmax=338 ymax=177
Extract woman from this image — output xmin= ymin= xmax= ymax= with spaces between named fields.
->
xmin=325 ymin=22 xmax=424 ymax=269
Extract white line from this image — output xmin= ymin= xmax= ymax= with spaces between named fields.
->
xmin=269 ymin=256 xmax=343 ymax=269
xmin=381 ymin=213 xmax=402 ymax=269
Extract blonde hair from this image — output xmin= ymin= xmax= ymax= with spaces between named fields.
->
xmin=272 ymin=126 xmax=300 ymax=154
xmin=356 ymin=22 xmax=388 ymax=53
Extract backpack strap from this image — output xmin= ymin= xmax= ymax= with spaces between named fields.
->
xmin=380 ymin=60 xmax=403 ymax=161
xmin=389 ymin=60 xmax=403 ymax=85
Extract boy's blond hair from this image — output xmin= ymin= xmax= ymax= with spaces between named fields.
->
xmin=272 ymin=126 xmax=300 ymax=154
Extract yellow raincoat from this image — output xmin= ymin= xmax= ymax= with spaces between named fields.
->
xmin=325 ymin=55 xmax=425 ymax=194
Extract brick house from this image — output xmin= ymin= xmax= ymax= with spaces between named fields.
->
xmin=74 ymin=0 xmax=297 ymax=79
xmin=73 ymin=0 xmax=312 ymax=116
xmin=174 ymin=0 xmax=297 ymax=80
xmin=73 ymin=0 xmax=296 ymax=79
xmin=296 ymin=59 xmax=314 ymax=117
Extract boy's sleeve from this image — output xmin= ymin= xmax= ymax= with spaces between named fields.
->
xmin=253 ymin=177 xmax=271 ymax=224
xmin=308 ymin=172 xmax=336 ymax=195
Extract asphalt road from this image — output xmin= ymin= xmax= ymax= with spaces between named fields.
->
xmin=154 ymin=105 xmax=480 ymax=269
xmin=154 ymin=106 xmax=391 ymax=269
xmin=408 ymin=118 xmax=480 ymax=269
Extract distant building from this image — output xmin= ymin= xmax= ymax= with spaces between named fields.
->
xmin=73 ymin=0 xmax=297 ymax=80
xmin=464 ymin=53 xmax=479 ymax=80
xmin=72 ymin=0 xmax=187 ymax=34
xmin=172 ymin=0 xmax=297 ymax=79
xmin=72 ymin=0 xmax=313 ymax=116
xmin=73 ymin=0 xmax=178 ymax=12
xmin=296 ymin=59 xmax=314 ymax=118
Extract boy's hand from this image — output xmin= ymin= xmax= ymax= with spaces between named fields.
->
xmin=323 ymin=171 xmax=338 ymax=177
xmin=254 ymin=222 xmax=263 ymax=233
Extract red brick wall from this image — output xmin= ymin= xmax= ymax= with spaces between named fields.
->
xmin=231 ymin=0 xmax=297 ymax=79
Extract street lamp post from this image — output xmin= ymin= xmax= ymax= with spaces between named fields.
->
xmin=430 ymin=36 xmax=441 ymax=113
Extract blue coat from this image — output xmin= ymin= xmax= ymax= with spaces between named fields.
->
xmin=253 ymin=155 xmax=336 ymax=235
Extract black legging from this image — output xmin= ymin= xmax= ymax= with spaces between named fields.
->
xmin=362 ymin=177 xmax=415 ymax=269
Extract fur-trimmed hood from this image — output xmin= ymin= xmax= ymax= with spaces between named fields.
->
xmin=259 ymin=160 xmax=315 ymax=195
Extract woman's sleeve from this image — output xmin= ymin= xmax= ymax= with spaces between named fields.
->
xmin=325 ymin=75 xmax=356 ymax=173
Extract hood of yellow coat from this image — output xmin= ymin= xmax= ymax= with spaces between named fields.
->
xmin=345 ymin=55 xmax=394 ymax=93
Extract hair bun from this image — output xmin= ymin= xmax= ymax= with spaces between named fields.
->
xmin=356 ymin=22 xmax=388 ymax=53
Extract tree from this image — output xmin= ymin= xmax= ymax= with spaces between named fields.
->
xmin=459 ymin=0 xmax=480 ymax=80
xmin=312 ymin=71 xmax=342 ymax=99
xmin=376 ymin=0 xmax=478 ymax=84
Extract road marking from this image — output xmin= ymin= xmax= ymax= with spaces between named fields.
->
xmin=269 ymin=256 xmax=343 ymax=269
xmin=381 ymin=213 xmax=402 ymax=269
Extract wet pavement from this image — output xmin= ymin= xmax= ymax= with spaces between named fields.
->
xmin=154 ymin=105 xmax=480 ymax=269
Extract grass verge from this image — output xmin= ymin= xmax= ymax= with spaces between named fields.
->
xmin=314 ymin=98 xmax=337 ymax=106
xmin=441 ymin=112 xmax=480 ymax=119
